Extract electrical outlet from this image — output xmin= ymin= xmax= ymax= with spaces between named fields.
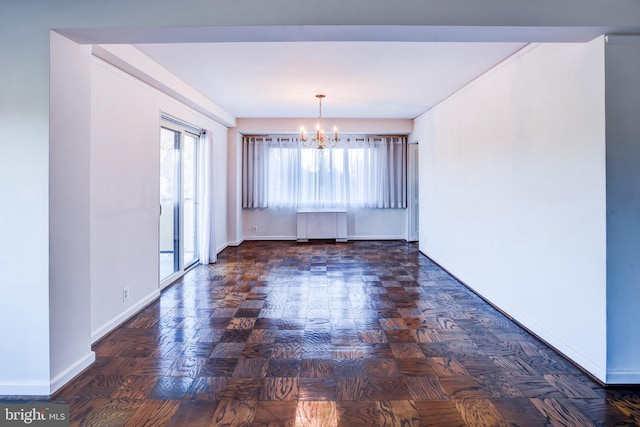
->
xmin=252 ymin=225 xmax=258 ymax=232
xmin=122 ymin=287 xmax=130 ymax=302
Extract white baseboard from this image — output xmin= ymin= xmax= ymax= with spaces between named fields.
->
xmin=50 ymin=351 xmax=96 ymax=395
xmin=347 ymin=235 xmax=406 ymax=240
xmin=606 ymin=370 xmax=640 ymax=385
xmin=91 ymin=289 xmax=160 ymax=343
xmin=228 ymin=239 xmax=244 ymax=247
xmin=243 ymin=235 xmax=295 ymax=241
xmin=0 ymin=381 xmax=50 ymax=397
xmin=243 ymin=235 xmax=406 ymax=242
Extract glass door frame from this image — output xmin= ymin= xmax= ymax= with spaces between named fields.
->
xmin=181 ymin=131 xmax=200 ymax=270
xmin=159 ymin=116 xmax=200 ymax=288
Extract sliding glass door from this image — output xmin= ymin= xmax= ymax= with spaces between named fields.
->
xmin=160 ymin=127 xmax=179 ymax=281
xmin=159 ymin=118 xmax=199 ymax=285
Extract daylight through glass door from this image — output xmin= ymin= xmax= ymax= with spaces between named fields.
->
xmin=159 ymin=119 xmax=199 ymax=285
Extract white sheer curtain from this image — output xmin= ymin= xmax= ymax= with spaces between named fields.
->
xmin=242 ymin=135 xmax=407 ymax=209
xmin=198 ymin=131 xmax=217 ymax=264
xmin=298 ymin=146 xmax=347 ymax=208
xmin=267 ymin=137 xmax=301 ymax=208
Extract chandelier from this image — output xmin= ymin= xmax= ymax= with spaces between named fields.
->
xmin=301 ymin=94 xmax=338 ymax=149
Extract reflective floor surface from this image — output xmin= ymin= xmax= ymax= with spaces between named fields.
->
xmin=45 ymin=241 xmax=640 ymax=425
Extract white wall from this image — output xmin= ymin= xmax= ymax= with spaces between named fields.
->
xmin=89 ymin=55 xmax=229 ymax=342
xmin=211 ymin=126 xmax=229 ymax=253
xmin=49 ymin=32 xmax=96 ymax=394
xmin=229 ymin=118 xmax=413 ymax=242
xmin=412 ymin=40 xmax=608 ymax=381
xmin=89 ymin=58 xmax=162 ymax=340
xmin=0 ymin=13 xmax=52 ymax=398
xmin=604 ymin=35 xmax=640 ymax=384
xmin=227 ymin=131 xmax=244 ymax=245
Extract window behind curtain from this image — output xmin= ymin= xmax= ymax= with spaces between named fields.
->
xmin=243 ymin=135 xmax=407 ymax=209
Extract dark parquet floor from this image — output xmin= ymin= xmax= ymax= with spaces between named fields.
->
xmin=16 ymin=241 xmax=640 ymax=425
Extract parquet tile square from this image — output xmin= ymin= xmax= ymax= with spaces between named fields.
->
xmin=336 ymin=401 xmax=379 ymax=425
xmin=232 ymin=358 xmax=269 ymax=378
xmin=266 ymin=359 xmax=301 ymax=377
xmin=509 ymin=375 xmax=566 ymax=398
xmin=149 ymin=376 xmax=194 ymax=400
xmin=211 ymin=399 xmax=256 ymax=426
xmin=438 ymin=375 xmax=492 ymax=399
xmin=405 ymin=376 xmax=449 ymax=400
xmin=369 ymin=376 xmax=413 ymax=400
xmin=454 ymin=398 xmax=508 ymax=427
xmin=543 ymin=373 xmax=602 ymax=399
xmin=390 ymin=342 xmax=427 ymax=359
xmin=186 ymin=376 xmax=228 ymax=401
xmin=252 ymin=401 xmax=297 ymax=426
xmin=220 ymin=378 xmax=264 ymax=400
xmin=333 ymin=345 xmax=365 ymax=359
xmin=298 ymin=378 xmax=337 ymax=401
xmin=271 ymin=343 xmax=303 ymax=359
xmin=415 ymin=400 xmax=466 ymax=427
xmin=336 ymin=377 xmax=375 ymax=401
xmin=183 ymin=342 xmax=218 ymax=358
xmin=78 ymin=375 xmax=129 ymax=399
xmin=429 ymin=357 xmax=469 ymax=377
xmin=491 ymin=397 xmax=555 ymax=427
xmin=112 ymin=376 xmax=159 ymax=400
xmin=296 ymin=401 xmax=338 ymax=426
xmin=332 ymin=359 xmax=367 ymax=377
xmin=28 ymin=240 xmax=640 ymax=426
xmin=474 ymin=373 xmax=524 ymax=398
xmin=123 ymin=399 xmax=180 ymax=427
xmin=165 ymin=399 xmax=218 ymax=427
xmin=364 ymin=357 xmax=401 ymax=377
xmin=166 ymin=357 xmax=205 ymax=378
xmin=302 ymin=344 xmax=334 ymax=359
xmin=300 ymin=359 xmax=334 ymax=378
xmin=530 ymin=397 xmax=597 ymax=426
xmin=573 ymin=397 xmax=640 ymax=425
xmin=220 ymin=329 xmax=252 ymax=343
xmin=199 ymin=358 xmax=238 ymax=377
xmin=82 ymin=398 xmax=142 ymax=427
xmin=396 ymin=358 xmax=436 ymax=376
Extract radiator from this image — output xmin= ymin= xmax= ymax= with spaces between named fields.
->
xmin=296 ymin=209 xmax=347 ymax=242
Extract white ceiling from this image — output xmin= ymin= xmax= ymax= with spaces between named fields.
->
xmin=134 ymin=41 xmax=527 ymax=119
